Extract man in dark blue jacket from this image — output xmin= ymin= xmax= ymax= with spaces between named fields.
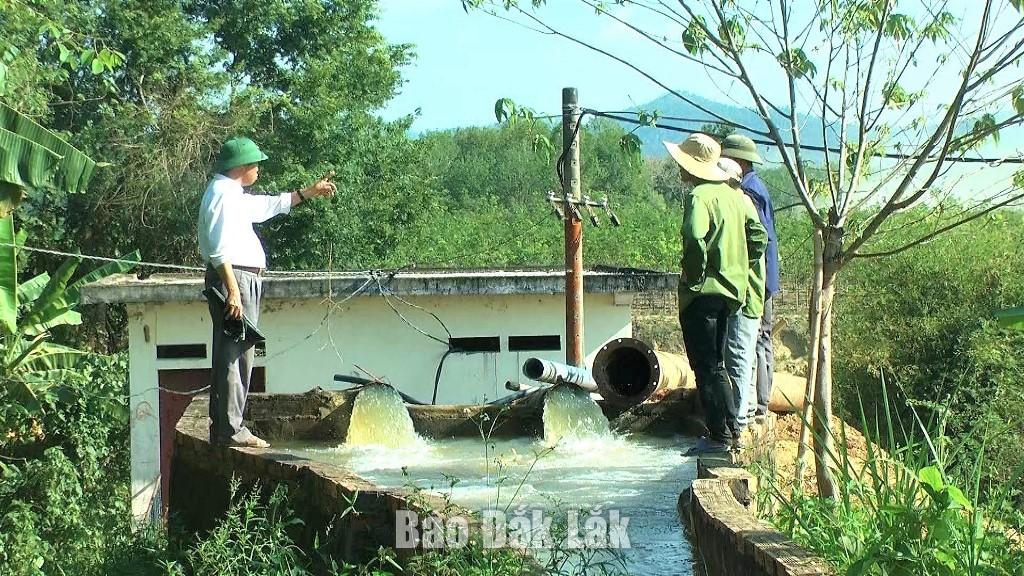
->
xmin=721 ymin=135 xmax=779 ymax=420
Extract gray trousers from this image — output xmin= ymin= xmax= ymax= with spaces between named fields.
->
xmin=755 ymin=296 xmax=775 ymax=415
xmin=205 ymin=267 xmax=262 ymax=444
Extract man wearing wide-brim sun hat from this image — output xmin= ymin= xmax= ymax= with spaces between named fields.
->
xmin=720 ymin=134 xmax=778 ymax=427
xmin=663 ymin=133 xmax=768 ymax=456
xmin=197 ymin=136 xmax=337 ymax=448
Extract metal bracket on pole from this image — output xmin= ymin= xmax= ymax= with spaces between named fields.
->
xmin=546 ymin=191 xmax=621 ymax=228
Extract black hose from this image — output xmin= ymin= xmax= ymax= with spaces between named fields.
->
xmin=333 ymin=374 xmax=376 ymax=386
xmin=332 ymin=375 xmax=427 ymax=405
xmin=486 ymin=389 xmax=541 ymax=406
xmin=431 ymin=348 xmax=454 ymax=405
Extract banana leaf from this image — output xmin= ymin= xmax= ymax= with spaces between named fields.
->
xmin=0 ymin=102 xmax=95 ymax=194
xmin=4 ymin=377 xmax=45 ymax=414
xmin=0 ymin=214 xmax=15 ymax=335
xmin=20 ymin=256 xmax=80 ymax=331
xmin=17 ymin=272 xmax=50 ymax=303
xmin=23 ymin=308 xmax=82 ymax=337
xmin=17 ymin=341 xmax=90 ymax=373
xmin=0 ymin=128 xmax=60 ymax=190
xmin=65 ymin=249 xmax=140 ymax=303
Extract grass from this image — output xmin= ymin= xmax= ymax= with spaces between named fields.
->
xmin=753 ymin=375 xmax=1024 ymax=576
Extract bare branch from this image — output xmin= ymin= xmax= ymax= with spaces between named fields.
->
xmin=844 ymin=1 xmax=891 ymax=212
xmin=676 ymin=0 xmax=824 ymax=227
xmin=843 ymin=0 xmax=998 ymax=261
xmin=778 ymin=0 xmax=811 ymax=195
xmin=581 ymin=0 xmax=739 ymax=77
xmin=508 ymin=5 xmax=765 ymax=133
xmin=852 ymin=189 xmax=1024 ymax=259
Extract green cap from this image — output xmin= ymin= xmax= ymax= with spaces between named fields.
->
xmin=214 ymin=137 xmax=269 ymax=173
xmin=720 ymin=134 xmax=763 ymax=164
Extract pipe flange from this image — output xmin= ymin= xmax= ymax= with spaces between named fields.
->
xmin=592 ymin=337 xmax=661 ymax=407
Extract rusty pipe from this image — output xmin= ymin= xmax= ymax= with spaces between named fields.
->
xmin=592 ymin=337 xmax=689 ymax=408
xmin=592 ymin=337 xmax=807 ymax=412
xmin=522 ymin=357 xmax=598 ymax=392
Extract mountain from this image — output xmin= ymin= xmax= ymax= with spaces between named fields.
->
xmin=619 ymin=91 xmax=1022 ymax=162
xmin=615 ymin=91 xmax=839 ymax=159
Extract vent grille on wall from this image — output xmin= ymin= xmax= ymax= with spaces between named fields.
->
xmin=508 ymin=335 xmax=562 ymax=352
xmin=449 ymin=336 xmax=501 ymax=353
xmin=156 ymin=344 xmax=207 ymax=359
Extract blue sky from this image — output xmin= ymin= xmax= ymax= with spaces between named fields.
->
xmin=374 ymin=1 xmax=1021 ymax=199
xmin=375 ymin=0 xmax=696 ymax=132
xmin=374 ymin=1 xmax=1018 ymax=152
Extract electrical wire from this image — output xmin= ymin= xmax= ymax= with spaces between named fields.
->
xmin=2 ymin=243 xmax=204 ymax=272
xmin=556 ymin=108 xmax=589 ymax=184
xmin=431 ymin=348 xmax=454 ymax=405
xmin=373 ymin=274 xmax=449 ymax=347
xmin=378 ymin=282 xmax=453 ymax=341
xmin=585 ymin=109 xmax=1024 ymax=165
xmin=0 ymin=242 xmax=375 ymax=277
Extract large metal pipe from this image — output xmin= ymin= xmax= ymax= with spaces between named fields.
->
xmin=592 ymin=338 xmax=688 ymax=407
xmin=592 ymin=337 xmax=807 ymax=412
xmin=521 ymin=357 xmax=598 ymax=392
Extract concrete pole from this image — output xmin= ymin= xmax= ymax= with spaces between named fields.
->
xmin=562 ymin=87 xmax=584 ymax=367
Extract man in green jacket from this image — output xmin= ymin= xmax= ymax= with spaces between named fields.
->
xmin=664 ymin=133 xmax=768 ymax=454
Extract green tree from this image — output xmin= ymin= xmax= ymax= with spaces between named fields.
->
xmin=2 ymin=0 xmax=422 ymax=275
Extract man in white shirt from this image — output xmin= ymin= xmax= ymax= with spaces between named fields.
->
xmin=198 ymin=136 xmax=335 ymax=448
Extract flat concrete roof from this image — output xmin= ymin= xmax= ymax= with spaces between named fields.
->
xmin=80 ymin=268 xmax=679 ymax=304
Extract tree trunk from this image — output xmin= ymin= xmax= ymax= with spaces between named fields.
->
xmin=812 ymin=225 xmax=844 ymax=499
xmin=794 ymin=229 xmax=824 ymax=488
xmin=813 ymin=263 xmax=839 ymax=498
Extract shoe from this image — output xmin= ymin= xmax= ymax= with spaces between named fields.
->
xmin=229 ymin=435 xmax=271 ymax=449
xmin=683 ymin=436 xmax=731 ymax=456
xmin=754 ymin=413 xmax=768 ymax=425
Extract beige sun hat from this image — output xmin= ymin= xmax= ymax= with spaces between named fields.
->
xmin=717 ymin=157 xmax=743 ymax=184
xmin=663 ymin=133 xmax=729 ymax=182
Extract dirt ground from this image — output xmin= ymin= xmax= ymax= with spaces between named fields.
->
xmin=761 ymin=411 xmax=873 ymax=495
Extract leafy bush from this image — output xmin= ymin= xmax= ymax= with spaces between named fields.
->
xmin=167 ymin=482 xmax=308 ymax=576
xmin=0 ymin=354 xmax=142 ymax=576
xmin=829 ymin=210 xmax=1024 ymax=502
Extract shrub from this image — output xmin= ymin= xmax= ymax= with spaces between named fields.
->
xmin=828 ymin=209 xmax=1024 ymax=504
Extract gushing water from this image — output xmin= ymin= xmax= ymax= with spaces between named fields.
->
xmin=542 ymin=384 xmax=610 ymax=444
xmin=345 ymin=384 xmax=422 ymax=449
xmin=280 ymin=382 xmax=696 ymax=573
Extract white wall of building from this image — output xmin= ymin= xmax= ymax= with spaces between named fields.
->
xmin=148 ymin=292 xmax=632 ymax=403
xmin=126 ymin=303 xmax=161 ymax=526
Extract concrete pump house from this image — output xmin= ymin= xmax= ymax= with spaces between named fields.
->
xmin=81 ymin=268 xmax=675 ymax=523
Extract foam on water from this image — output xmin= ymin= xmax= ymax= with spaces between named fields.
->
xmin=542 ymin=384 xmax=610 ymax=444
xmin=280 ymin=433 xmax=698 ymax=575
xmin=344 ymin=384 xmax=424 ymax=449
